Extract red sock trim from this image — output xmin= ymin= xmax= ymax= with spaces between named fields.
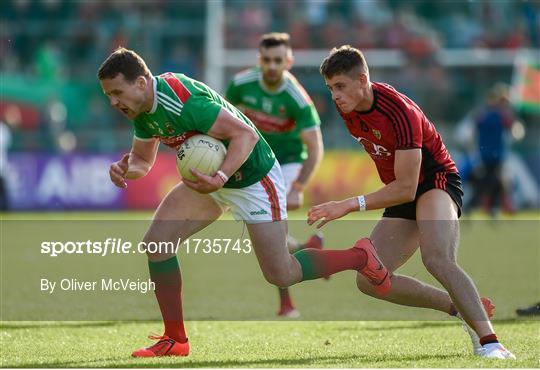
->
xmin=480 ymin=333 xmax=499 ymax=346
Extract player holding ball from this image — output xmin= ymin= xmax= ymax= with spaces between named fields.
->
xmin=98 ymin=47 xmax=391 ymax=358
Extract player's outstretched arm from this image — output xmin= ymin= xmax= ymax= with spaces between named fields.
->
xmin=109 ymin=137 xmax=159 ymax=188
xmin=307 ymin=199 xmax=355 ymax=229
xmin=307 ymin=149 xmax=421 ymax=228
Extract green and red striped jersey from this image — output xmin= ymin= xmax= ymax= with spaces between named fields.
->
xmin=133 ymin=72 xmax=275 ymax=188
xmin=226 ymin=68 xmax=320 ymax=164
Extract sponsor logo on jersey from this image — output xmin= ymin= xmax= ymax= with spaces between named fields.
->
xmin=240 ymin=107 xmax=295 ymax=133
xmin=357 ymin=137 xmax=391 ymax=158
xmin=242 ymin=96 xmax=257 ymax=105
xmin=155 ymin=131 xmax=199 ymax=150
xmin=372 ymin=129 xmax=382 ymax=140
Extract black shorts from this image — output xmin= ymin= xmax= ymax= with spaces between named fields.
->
xmin=382 ymin=172 xmax=464 ymax=220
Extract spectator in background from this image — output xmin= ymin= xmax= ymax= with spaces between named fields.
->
xmin=34 ymin=41 xmax=63 ymax=82
xmin=0 ymin=120 xmax=12 ymax=211
xmin=516 ymin=302 xmax=540 ymax=317
xmin=465 ymin=83 xmax=515 ymax=216
xmin=160 ymin=45 xmax=197 ymax=79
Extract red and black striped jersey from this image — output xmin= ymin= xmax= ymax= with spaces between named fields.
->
xmin=337 ymin=82 xmax=457 ymax=185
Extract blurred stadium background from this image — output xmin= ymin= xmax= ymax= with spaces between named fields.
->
xmin=1 ymin=0 xmax=539 ymax=212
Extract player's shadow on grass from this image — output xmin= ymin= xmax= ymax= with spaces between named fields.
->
xmin=11 ymin=352 xmax=467 ymax=368
xmin=361 ymin=321 xmax=456 ymax=331
xmin=335 ymin=318 xmax=523 ymax=332
xmin=0 ymin=321 xmax=120 ymax=330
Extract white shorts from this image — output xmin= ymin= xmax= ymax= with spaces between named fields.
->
xmin=210 ymin=161 xmax=288 ymax=224
xmin=280 ymin=162 xmax=302 ymax=194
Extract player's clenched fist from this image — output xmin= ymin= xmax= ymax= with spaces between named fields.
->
xmin=109 ymin=153 xmax=130 ymax=188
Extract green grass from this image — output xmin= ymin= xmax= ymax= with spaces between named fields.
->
xmin=1 ymin=211 xmax=539 ymax=367
xmin=1 ymin=320 xmax=539 ymax=368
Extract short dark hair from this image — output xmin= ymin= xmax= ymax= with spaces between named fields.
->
xmin=259 ymin=32 xmax=291 ymax=50
xmin=97 ymin=47 xmax=151 ymax=82
xmin=319 ymin=45 xmax=369 ymax=79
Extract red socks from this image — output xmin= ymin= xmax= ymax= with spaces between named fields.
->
xmin=293 ymin=247 xmax=367 ymax=281
xmin=148 ymin=256 xmax=187 ymax=343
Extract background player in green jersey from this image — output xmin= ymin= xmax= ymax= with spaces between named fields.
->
xmin=226 ymin=33 xmax=325 ymax=318
xmin=98 ymin=47 xmax=390 ymax=358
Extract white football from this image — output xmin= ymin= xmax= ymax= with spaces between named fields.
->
xmin=176 ymin=134 xmax=227 ymax=181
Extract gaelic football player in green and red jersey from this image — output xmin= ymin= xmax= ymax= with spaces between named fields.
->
xmin=98 ymin=47 xmax=391 ymax=358
xmin=226 ymin=33 xmax=324 ymax=318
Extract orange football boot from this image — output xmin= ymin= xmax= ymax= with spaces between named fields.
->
xmin=353 ymin=238 xmax=391 ymax=296
xmin=132 ymin=335 xmax=189 ymax=357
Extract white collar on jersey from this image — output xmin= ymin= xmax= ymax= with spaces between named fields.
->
xmin=258 ymin=71 xmax=289 ymax=95
xmin=148 ymin=76 xmax=158 ymax=114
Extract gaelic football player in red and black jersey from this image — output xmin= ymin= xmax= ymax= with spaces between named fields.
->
xmin=309 ymin=45 xmax=515 ymax=360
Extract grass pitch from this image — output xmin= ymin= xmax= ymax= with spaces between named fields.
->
xmin=1 ymin=320 xmax=538 ymax=368
xmin=1 ymin=210 xmax=539 ymax=368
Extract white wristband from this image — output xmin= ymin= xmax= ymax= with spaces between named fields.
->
xmin=216 ymin=170 xmax=229 ymax=183
xmin=357 ymin=195 xmax=367 ymax=212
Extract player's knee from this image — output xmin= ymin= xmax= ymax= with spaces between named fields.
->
xmin=142 ymin=234 xmax=177 ymax=261
xmin=263 ymin=270 xmax=293 ymax=288
xmin=422 ymin=254 xmax=456 ymax=276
